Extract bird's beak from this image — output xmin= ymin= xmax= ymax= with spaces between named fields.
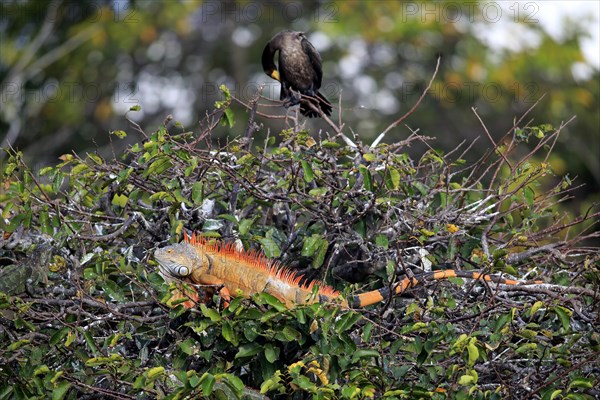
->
xmin=270 ymin=70 xmax=281 ymax=82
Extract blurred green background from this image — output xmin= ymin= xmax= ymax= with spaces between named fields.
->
xmin=1 ymin=0 xmax=598 ymax=212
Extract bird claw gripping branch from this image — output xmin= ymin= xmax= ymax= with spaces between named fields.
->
xmin=153 ymin=233 xmax=544 ymax=309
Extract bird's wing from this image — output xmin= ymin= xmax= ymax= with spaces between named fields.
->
xmin=301 ymin=37 xmax=323 ymax=88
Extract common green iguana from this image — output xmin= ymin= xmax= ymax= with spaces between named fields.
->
xmin=153 ymin=233 xmax=544 ymax=309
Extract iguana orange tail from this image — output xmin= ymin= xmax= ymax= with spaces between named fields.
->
xmin=154 ymin=233 xmax=543 ymax=309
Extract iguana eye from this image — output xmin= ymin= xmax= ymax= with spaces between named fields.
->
xmin=173 ymin=265 xmax=189 ymax=276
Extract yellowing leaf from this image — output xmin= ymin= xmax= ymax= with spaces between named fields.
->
xmin=446 ymin=224 xmax=459 ymax=233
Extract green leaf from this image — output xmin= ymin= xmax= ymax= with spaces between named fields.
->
xmin=296 ymin=308 xmax=306 ymax=324
xmin=146 ymin=366 xmax=165 ymax=380
xmin=179 ymin=338 xmax=196 ymax=355
xmin=50 ymin=370 xmax=65 ymax=384
xmin=82 ymin=330 xmax=100 ymax=356
xmin=321 ymin=140 xmax=340 ymax=148
xmin=235 ymin=343 xmax=262 ymax=359
xmin=260 ymin=371 xmax=284 ymax=394
xmin=259 ymin=237 xmax=281 ymax=258
xmin=301 ymin=160 xmax=314 ymax=182
xmin=356 ymin=323 xmax=374 ymax=347
xmin=64 ymin=330 xmax=76 ymax=347
xmin=351 ymin=349 xmax=380 ymax=362
xmin=281 ymin=326 xmax=301 ymax=341
xmin=39 ymin=166 xmax=54 ymax=176
xmin=221 ymin=321 xmax=238 ymax=346
xmin=200 ymin=304 xmax=222 ymax=322
xmin=494 ymin=311 xmax=512 ymax=333
xmin=375 ymin=234 xmax=389 ymax=249
xmin=412 ymin=181 xmax=428 ymax=196
xmin=221 ymin=373 xmax=245 ymax=395
xmin=264 ymin=344 xmax=280 ymax=363
xmin=199 ymin=372 xmax=216 ymax=396
xmin=534 ymin=127 xmax=544 ymax=139
xmin=189 ymin=373 xmax=201 ymax=388
xmin=568 ymin=377 xmax=593 ymax=389
xmin=51 ymin=380 xmax=71 ymax=400
xmin=34 ymin=365 xmax=50 ymax=376
xmin=342 ymin=386 xmax=361 ymax=398
xmin=218 ymin=214 xmax=238 ymax=223
xmin=49 ymin=327 xmax=69 ymax=346
xmin=145 ymin=157 xmax=172 ymax=177
xmin=191 ymin=181 xmax=203 ymax=204
xmin=220 ymin=108 xmax=235 ymax=127
xmin=85 ymin=356 xmax=110 ymax=367
xmin=549 ymin=390 xmax=563 ymax=400
xmin=39 ymin=209 xmax=52 ymax=235
xmin=302 ymin=234 xmax=321 ymax=257
xmin=111 ymin=193 xmax=128 ymax=207
xmin=528 ymin=301 xmax=544 ymax=317
xmin=52 ymin=172 xmax=65 ymax=194
xmin=111 ymin=130 xmax=127 ymax=138
xmin=259 ymin=293 xmax=287 ymax=312
xmin=133 ymin=375 xmax=145 ymax=390
xmin=515 ymin=343 xmax=537 ymax=354
xmin=312 ymin=237 xmax=328 ymax=268
xmin=363 ymin=153 xmax=376 ymax=162
xmin=358 ymin=165 xmax=373 ymax=191
xmin=523 ymin=186 xmax=535 ymax=206
xmin=334 ymin=312 xmax=362 ymax=333
xmin=385 ymin=167 xmax=401 ymax=190
xmin=553 ymin=305 xmax=572 ymax=330
xmin=467 ymin=339 xmax=479 ymax=366
xmin=239 ymin=218 xmax=254 ymax=236
xmin=308 ymin=187 xmax=328 ymax=197
xmin=103 ymin=280 xmax=126 ymax=302
xmin=88 ymin=153 xmax=103 ymax=165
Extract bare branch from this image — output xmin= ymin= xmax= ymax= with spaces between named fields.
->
xmin=374 ymin=56 xmax=441 ymax=145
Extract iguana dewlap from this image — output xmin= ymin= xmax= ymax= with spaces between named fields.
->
xmin=153 ymin=233 xmax=543 ymax=309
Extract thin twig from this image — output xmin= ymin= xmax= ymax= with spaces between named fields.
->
xmin=374 ymin=56 xmax=441 ymax=145
xmin=472 ymin=107 xmax=512 ymax=169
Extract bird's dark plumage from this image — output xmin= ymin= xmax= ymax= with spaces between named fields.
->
xmin=262 ymin=30 xmax=332 ymax=118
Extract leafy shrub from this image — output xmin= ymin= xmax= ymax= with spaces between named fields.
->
xmin=0 ymin=88 xmax=598 ymax=399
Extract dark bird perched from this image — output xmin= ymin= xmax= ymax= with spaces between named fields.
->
xmin=262 ymin=30 xmax=332 ymax=118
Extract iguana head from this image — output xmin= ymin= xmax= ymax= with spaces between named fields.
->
xmin=154 ymin=242 xmax=205 ymax=308
xmin=154 ymin=242 xmax=202 ymax=279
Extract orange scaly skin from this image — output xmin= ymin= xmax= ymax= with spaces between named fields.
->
xmin=153 ymin=233 xmax=544 ymax=309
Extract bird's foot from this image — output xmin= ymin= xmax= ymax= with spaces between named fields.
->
xmin=282 ymin=99 xmax=298 ymax=108
xmin=283 ymin=90 xmax=302 ymax=108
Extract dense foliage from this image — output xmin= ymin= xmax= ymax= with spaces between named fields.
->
xmin=1 ymin=89 xmax=599 ymax=399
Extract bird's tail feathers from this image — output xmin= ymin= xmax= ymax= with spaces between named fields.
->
xmin=300 ymin=91 xmax=332 ymax=118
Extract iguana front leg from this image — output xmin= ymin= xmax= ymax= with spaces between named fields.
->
xmin=193 ymin=274 xmax=232 ymax=306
